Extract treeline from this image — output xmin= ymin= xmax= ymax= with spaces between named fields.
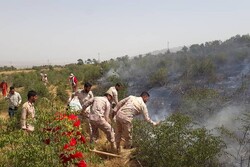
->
xmin=0 ymin=66 xmax=16 ymax=71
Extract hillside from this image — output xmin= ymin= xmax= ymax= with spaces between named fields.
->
xmin=0 ymin=34 xmax=250 ymax=166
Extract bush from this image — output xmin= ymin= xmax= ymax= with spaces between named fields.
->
xmin=133 ymin=113 xmax=225 ymax=167
xmin=0 ymin=109 xmax=96 ymax=167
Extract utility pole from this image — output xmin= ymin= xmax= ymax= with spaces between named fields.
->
xmin=167 ymin=41 xmax=170 ymax=54
xmin=98 ymin=52 xmax=100 ymax=63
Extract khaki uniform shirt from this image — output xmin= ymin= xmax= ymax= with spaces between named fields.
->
xmin=21 ymin=101 xmax=35 ymax=131
xmin=114 ymin=95 xmax=156 ymax=125
xmin=75 ymin=89 xmax=94 ymax=106
xmin=83 ymin=96 xmax=111 ymax=121
xmin=107 ymin=86 xmax=118 ymax=104
xmin=7 ymin=92 xmax=22 ymax=109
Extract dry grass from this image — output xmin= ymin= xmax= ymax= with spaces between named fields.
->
xmin=87 ymin=130 xmax=138 ymax=167
xmin=0 ymin=69 xmax=35 ymax=75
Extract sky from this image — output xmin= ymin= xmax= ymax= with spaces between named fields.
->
xmin=0 ymin=0 xmax=250 ymax=67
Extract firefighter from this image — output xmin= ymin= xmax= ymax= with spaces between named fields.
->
xmin=106 ymin=83 xmax=122 ymax=107
xmin=82 ymin=90 xmax=116 ymax=151
xmin=68 ymin=82 xmax=94 ymax=135
xmin=113 ymin=91 xmax=158 ymax=153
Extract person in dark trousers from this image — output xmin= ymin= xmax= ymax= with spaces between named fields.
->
xmin=6 ymin=86 xmax=22 ymax=118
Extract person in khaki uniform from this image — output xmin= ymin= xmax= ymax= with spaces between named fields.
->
xmin=113 ymin=91 xmax=157 ymax=153
xmin=107 ymin=83 xmax=122 ymax=106
xmin=21 ymin=90 xmax=38 ymax=132
xmin=69 ymin=82 xmax=94 ymax=135
xmin=75 ymin=82 xmax=94 ymax=115
xmin=82 ymin=90 xmax=115 ymax=151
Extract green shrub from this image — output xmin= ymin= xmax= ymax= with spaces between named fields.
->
xmin=133 ymin=113 xmax=224 ymax=167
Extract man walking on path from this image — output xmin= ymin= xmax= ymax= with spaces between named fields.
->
xmin=82 ymin=90 xmax=116 ymax=151
xmin=0 ymin=80 xmax=8 ymax=97
xmin=69 ymin=73 xmax=78 ymax=92
xmin=113 ymin=91 xmax=158 ymax=153
xmin=6 ymin=86 xmax=22 ymax=118
xmin=21 ymin=90 xmax=38 ymax=132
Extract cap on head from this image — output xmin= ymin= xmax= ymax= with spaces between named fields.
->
xmin=105 ymin=89 xmax=113 ymax=98
xmin=70 ymin=73 xmax=74 ymax=78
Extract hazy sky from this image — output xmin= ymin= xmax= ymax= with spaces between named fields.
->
xmin=0 ymin=0 xmax=249 ymax=67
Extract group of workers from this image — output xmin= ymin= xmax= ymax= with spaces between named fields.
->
xmin=2 ymin=72 xmax=158 ymax=154
xmin=68 ymin=73 xmax=158 ymax=154
xmin=2 ymin=84 xmax=38 ymax=132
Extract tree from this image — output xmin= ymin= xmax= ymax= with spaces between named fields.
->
xmin=77 ymin=59 xmax=84 ymax=65
xmin=182 ymin=46 xmax=188 ymax=53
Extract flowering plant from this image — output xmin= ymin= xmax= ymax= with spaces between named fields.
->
xmin=44 ymin=112 xmax=87 ymax=167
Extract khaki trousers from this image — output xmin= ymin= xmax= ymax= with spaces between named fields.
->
xmin=90 ymin=117 xmax=115 ymax=143
xmin=115 ymin=116 xmax=133 ymax=148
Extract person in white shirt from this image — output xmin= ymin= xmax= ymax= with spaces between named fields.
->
xmin=6 ymin=86 xmax=22 ymax=118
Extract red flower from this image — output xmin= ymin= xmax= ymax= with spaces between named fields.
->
xmin=76 ymin=131 xmax=82 ymax=135
xmin=79 ymin=135 xmax=86 ymax=144
xmin=68 ymin=114 xmax=78 ymax=120
xmin=63 ymin=144 xmax=70 ymax=150
xmin=70 ymin=151 xmax=83 ymax=159
xmin=70 ymin=138 xmax=77 ymax=146
xmin=63 ymin=144 xmax=74 ymax=151
xmin=73 ymin=120 xmax=81 ymax=127
xmin=76 ymin=160 xmax=87 ymax=167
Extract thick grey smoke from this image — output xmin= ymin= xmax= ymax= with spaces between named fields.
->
xmin=204 ymin=105 xmax=249 ymax=167
xmin=205 ymin=106 xmax=243 ymax=131
xmin=99 ymin=38 xmax=250 ymax=166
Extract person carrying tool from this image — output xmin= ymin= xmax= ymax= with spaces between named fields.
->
xmin=82 ymin=89 xmax=116 ymax=152
xmin=113 ymin=91 xmax=158 ymax=153
xmin=6 ymin=86 xmax=22 ymax=118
